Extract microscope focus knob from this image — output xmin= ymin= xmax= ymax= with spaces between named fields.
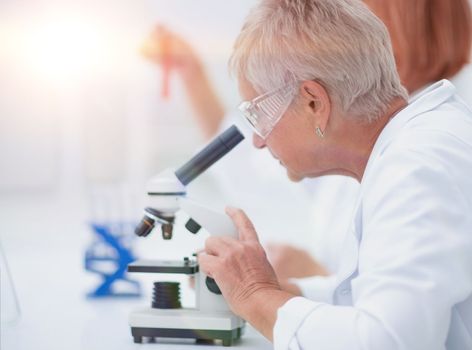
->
xmin=205 ymin=276 xmax=222 ymax=295
xmin=185 ymin=218 xmax=201 ymax=234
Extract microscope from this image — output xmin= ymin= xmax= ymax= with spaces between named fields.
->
xmin=128 ymin=125 xmax=245 ymax=346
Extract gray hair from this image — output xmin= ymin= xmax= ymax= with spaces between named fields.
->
xmin=229 ymin=0 xmax=408 ymax=122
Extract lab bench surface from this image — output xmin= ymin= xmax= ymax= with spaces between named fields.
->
xmin=0 ymin=194 xmax=273 ymax=350
xmin=1 ymin=242 xmax=273 ymax=350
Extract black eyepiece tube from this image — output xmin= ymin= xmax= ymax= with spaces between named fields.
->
xmin=175 ymin=125 xmax=244 ymax=186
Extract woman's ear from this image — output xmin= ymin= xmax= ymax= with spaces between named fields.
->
xmin=299 ymin=80 xmax=331 ymax=132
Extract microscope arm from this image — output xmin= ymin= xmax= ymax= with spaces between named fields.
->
xmin=179 ymin=198 xmax=238 ymax=239
xmin=135 ymin=125 xmax=244 ymax=239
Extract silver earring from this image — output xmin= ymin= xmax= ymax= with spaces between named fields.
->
xmin=315 ymin=127 xmax=324 ymax=138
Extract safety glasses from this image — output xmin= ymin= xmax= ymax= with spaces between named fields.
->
xmin=238 ymin=82 xmax=298 ymax=139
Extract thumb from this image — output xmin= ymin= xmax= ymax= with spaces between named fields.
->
xmin=225 ymin=206 xmax=259 ymax=242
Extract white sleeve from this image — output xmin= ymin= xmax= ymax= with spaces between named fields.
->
xmin=290 ymin=275 xmax=337 ymax=303
xmin=273 ymin=145 xmax=472 ymax=350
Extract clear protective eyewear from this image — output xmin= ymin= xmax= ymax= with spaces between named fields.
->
xmin=238 ymin=82 xmax=298 ymax=139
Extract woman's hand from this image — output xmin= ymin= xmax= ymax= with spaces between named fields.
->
xmin=141 ymin=25 xmax=202 ymax=83
xmin=266 ymin=243 xmax=330 ymax=280
xmin=199 ymin=207 xmax=294 ymax=341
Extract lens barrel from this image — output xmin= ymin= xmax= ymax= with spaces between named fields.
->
xmin=135 ymin=216 xmax=155 ymax=237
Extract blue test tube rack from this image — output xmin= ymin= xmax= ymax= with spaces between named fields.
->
xmin=85 ymin=222 xmax=141 ymax=298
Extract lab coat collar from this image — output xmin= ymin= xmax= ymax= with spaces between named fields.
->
xmin=362 ymin=79 xmax=456 ymax=183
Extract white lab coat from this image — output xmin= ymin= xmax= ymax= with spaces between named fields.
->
xmin=451 ymin=64 xmax=472 ymax=109
xmin=273 ymin=80 xmax=472 ymax=350
xmin=301 ymin=65 xmax=472 ymax=274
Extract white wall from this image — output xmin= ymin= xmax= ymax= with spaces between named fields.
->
xmin=0 ymin=0 xmax=256 ymax=194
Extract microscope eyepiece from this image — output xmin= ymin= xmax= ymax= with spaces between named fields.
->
xmin=175 ymin=125 xmax=244 ymax=186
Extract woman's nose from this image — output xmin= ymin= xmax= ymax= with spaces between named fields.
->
xmin=253 ymin=133 xmax=266 ymax=149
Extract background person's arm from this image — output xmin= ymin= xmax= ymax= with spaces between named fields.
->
xmin=141 ymin=25 xmax=225 ymax=139
xmin=266 ymin=243 xmax=329 ymax=280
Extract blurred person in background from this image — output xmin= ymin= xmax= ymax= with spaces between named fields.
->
xmin=366 ymin=0 xmax=472 ymax=101
xmin=141 ymin=0 xmax=472 ymax=291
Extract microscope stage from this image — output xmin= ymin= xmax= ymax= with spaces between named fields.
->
xmin=128 ymin=259 xmax=198 ymax=274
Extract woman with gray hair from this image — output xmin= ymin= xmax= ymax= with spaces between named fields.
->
xmin=198 ymin=0 xmax=472 ymax=349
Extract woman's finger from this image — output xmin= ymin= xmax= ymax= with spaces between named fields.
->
xmin=205 ymin=236 xmax=233 ymax=256
xmin=225 ymin=206 xmax=259 ymax=242
xmin=198 ymin=252 xmax=220 ymax=278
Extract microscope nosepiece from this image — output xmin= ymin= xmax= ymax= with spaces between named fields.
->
xmin=135 ymin=207 xmax=175 ymax=238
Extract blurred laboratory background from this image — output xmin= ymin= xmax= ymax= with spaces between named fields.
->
xmin=0 ymin=1 xmax=316 ymax=349
xmin=0 ymin=0 xmax=251 ymax=198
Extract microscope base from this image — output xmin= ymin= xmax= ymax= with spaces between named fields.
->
xmin=131 ymin=326 xmax=244 ymax=346
xmin=129 ymin=308 xmax=245 ymax=346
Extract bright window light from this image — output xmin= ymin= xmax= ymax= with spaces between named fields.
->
xmin=30 ymin=16 xmax=103 ymax=81
xmin=3 ymin=12 xmax=109 ymax=84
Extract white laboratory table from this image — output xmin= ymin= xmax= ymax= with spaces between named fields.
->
xmin=0 ymin=193 xmax=273 ymax=350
